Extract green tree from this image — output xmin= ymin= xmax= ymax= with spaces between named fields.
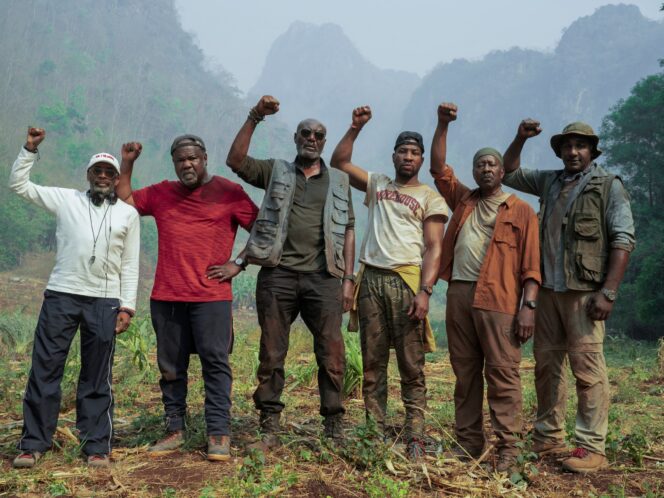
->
xmin=601 ymin=71 xmax=664 ymax=339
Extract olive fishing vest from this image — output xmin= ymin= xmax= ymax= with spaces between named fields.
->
xmin=245 ymin=159 xmax=350 ymax=278
xmin=539 ymin=164 xmax=615 ymax=291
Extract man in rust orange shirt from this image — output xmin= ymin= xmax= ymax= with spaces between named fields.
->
xmin=430 ymin=103 xmax=541 ymax=472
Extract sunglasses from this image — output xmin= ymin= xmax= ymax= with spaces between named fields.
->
xmin=90 ymin=165 xmax=118 ymax=178
xmin=299 ymin=129 xmax=326 ymax=141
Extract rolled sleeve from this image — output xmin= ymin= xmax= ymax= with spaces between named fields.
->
xmin=236 ymin=156 xmax=273 ymax=190
xmin=606 ymin=179 xmax=636 ymax=252
xmin=430 ymin=164 xmax=469 ymax=211
xmin=520 ymin=207 xmax=542 ymax=285
xmin=503 ymin=167 xmax=546 ymax=197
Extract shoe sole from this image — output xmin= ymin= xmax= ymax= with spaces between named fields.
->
xmin=562 ymin=462 xmax=609 ymax=473
xmin=207 ymin=453 xmax=231 ymax=462
xmin=13 ymin=461 xmax=35 ymax=469
xmin=148 ymin=448 xmax=182 ymax=457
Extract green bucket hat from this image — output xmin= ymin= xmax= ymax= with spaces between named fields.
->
xmin=472 ymin=147 xmax=503 ymax=166
xmin=550 ymin=122 xmax=602 ymax=159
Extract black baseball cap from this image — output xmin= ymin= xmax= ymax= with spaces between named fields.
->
xmin=394 ymin=131 xmax=424 ymax=153
xmin=170 ymin=134 xmax=207 ymax=155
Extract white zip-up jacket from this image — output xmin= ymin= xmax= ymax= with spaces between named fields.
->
xmin=9 ymin=148 xmax=140 ymax=311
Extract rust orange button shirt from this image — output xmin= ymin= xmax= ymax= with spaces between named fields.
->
xmin=433 ymin=165 xmax=541 ymax=316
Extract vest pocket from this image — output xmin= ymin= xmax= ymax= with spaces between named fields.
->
xmin=266 ymin=181 xmax=289 ymax=209
xmin=247 ymin=219 xmax=278 ymax=259
xmin=573 ymin=213 xmax=600 ymax=240
xmin=575 ymin=253 xmax=604 ymax=283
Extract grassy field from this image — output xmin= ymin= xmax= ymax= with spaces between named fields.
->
xmin=0 ymin=263 xmax=663 ymax=497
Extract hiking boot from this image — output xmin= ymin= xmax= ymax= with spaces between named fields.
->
xmin=562 ymin=447 xmax=608 ymax=473
xmin=12 ymin=451 xmax=41 ymax=469
xmin=494 ymin=453 xmax=518 ymax=473
xmin=247 ymin=412 xmax=281 ymax=453
xmin=323 ymin=413 xmax=345 ymax=440
xmin=148 ymin=430 xmax=184 ymax=456
xmin=207 ymin=435 xmax=231 ymax=462
xmin=407 ymin=437 xmax=426 ymax=461
xmin=532 ymin=440 xmax=568 ymax=458
xmin=87 ymin=454 xmax=111 ymax=468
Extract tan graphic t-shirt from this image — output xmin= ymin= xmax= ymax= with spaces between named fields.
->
xmin=452 ymin=191 xmax=510 ymax=282
xmin=360 ymin=173 xmax=449 ymax=269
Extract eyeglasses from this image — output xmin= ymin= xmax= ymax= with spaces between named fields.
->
xmin=299 ymin=129 xmax=326 ymax=141
xmin=91 ymin=165 xmax=118 ymax=178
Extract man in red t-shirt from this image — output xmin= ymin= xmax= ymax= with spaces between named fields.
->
xmin=117 ymin=135 xmax=258 ymax=462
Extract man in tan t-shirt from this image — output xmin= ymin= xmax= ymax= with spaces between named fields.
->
xmin=431 ymin=103 xmax=541 ymax=473
xmin=331 ymin=106 xmax=447 ymax=460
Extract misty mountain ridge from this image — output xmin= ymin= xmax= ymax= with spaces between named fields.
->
xmin=250 ymin=21 xmax=421 ymax=167
xmin=404 ymin=4 xmax=664 ymax=187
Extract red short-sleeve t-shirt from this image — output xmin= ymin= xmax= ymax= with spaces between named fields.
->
xmin=133 ymin=176 xmax=258 ymax=302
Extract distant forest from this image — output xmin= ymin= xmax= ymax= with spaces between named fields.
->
xmin=0 ymin=1 xmax=662 ymax=339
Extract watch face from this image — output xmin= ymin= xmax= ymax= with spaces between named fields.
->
xmin=234 ymin=258 xmax=244 ymax=267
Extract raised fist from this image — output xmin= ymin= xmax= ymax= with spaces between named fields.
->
xmin=437 ymin=103 xmax=458 ymax=124
xmin=255 ymin=95 xmax=280 ymax=116
xmin=352 ymin=106 xmax=372 ymax=128
xmin=25 ymin=127 xmax=46 ymax=150
xmin=518 ymin=119 xmax=542 ymax=139
xmin=121 ymin=142 xmax=143 ymax=162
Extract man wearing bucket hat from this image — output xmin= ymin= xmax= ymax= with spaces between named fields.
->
xmin=9 ymin=127 xmax=140 ymax=468
xmin=330 ymin=105 xmax=447 ymax=460
xmin=429 ymin=103 xmax=541 ymax=472
xmin=502 ymin=119 xmax=635 ymax=473
xmin=117 ymin=135 xmax=258 ymax=462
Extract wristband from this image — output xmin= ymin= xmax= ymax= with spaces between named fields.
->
xmin=118 ymin=307 xmax=135 ymax=318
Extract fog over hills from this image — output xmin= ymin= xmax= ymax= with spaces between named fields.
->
xmin=250 ymin=21 xmax=421 ymax=167
xmin=403 ymin=4 xmax=664 ymax=186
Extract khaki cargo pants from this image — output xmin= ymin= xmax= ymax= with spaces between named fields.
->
xmin=534 ymin=287 xmax=609 ymax=455
xmin=358 ymin=266 xmax=427 ymax=439
xmin=446 ymin=281 xmax=523 ymax=456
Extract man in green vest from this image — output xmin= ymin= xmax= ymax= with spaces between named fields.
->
xmin=225 ymin=95 xmax=356 ymax=452
xmin=502 ymin=120 xmax=635 ymax=473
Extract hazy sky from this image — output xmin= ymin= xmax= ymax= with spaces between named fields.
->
xmin=175 ymin=1 xmax=662 ymax=94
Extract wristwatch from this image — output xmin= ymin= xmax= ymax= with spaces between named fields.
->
xmin=234 ymin=257 xmax=247 ymax=270
xmin=342 ymin=274 xmax=356 ymax=283
xmin=600 ymin=287 xmax=617 ymax=302
xmin=420 ymin=285 xmax=433 ymax=296
xmin=523 ymin=300 xmax=537 ymax=310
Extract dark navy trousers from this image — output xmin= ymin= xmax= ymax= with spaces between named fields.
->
xmin=19 ymin=290 xmax=119 ymax=456
xmin=150 ymin=300 xmax=234 ymax=436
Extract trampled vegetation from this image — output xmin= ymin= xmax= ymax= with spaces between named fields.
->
xmin=0 ymin=305 xmax=662 ymax=497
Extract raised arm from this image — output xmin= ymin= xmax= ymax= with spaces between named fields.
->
xmin=430 ymin=102 xmax=457 ymax=176
xmin=117 ymin=142 xmax=143 ymax=207
xmin=226 ymin=95 xmax=280 ymax=172
xmin=503 ymin=119 xmax=541 ymax=174
xmin=330 ymin=106 xmax=372 ymax=192
xmin=408 ymin=215 xmax=445 ymax=321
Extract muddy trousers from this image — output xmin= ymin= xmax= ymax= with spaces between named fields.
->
xmin=446 ymin=281 xmax=523 ymax=456
xmin=358 ymin=266 xmax=426 ymax=439
xmin=253 ymin=267 xmax=345 ymax=417
xmin=533 ymin=288 xmax=608 ymax=455
xmin=150 ymin=300 xmax=234 ymax=436
xmin=18 ymin=290 xmax=118 ymax=456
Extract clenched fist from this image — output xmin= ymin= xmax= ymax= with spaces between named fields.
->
xmin=351 ymin=106 xmax=372 ymax=129
xmin=517 ymin=119 xmax=542 ymax=139
xmin=255 ymin=95 xmax=280 ymax=116
xmin=437 ymin=103 xmax=458 ymax=124
xmin=25 ymin=127 xmax=46 ymax=151
xmin=121 ymin=142 xmax=143 ymax=162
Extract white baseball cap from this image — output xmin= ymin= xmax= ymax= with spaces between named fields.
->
xmin=87 ymin=152 xmax=120 ymax=174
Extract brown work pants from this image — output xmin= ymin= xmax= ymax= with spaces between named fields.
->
xmin=534 ymin=288 xmax=608 ymax=455
xmin=446 ymin=281 xmax=523 ymax=456
xmin=358 ymin=267 xmax=427 ymax=439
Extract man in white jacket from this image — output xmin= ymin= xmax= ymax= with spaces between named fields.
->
xmin=9 ymin=127 xmax=140 ymax=469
